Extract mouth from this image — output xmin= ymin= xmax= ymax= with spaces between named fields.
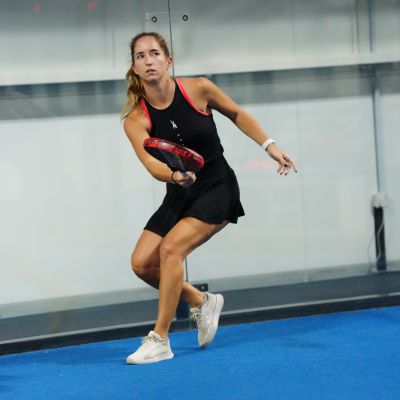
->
xmin=146 ymin=69 xmax=156 ymax=74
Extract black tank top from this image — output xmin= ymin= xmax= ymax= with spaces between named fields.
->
xmin=140 ymin=78 xmax=224 ymax=164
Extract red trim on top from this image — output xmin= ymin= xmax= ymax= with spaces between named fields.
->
xmin=139 ymin=99 xmax=152 ymax=129
xmin=175 ymin=78 xmax=211 ymax=116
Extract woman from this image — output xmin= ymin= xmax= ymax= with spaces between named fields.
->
xmin=122 ymin=32 xmax=297 ymax=364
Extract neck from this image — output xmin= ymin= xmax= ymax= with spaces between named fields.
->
xmin=143 ymin=75 xmax=175 ymax=108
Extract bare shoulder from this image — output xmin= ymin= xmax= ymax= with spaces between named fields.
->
xmin=178 ymin=76 xmax=211 ymax=94
xmin=177 ymin=77 xmax=213 ymax=112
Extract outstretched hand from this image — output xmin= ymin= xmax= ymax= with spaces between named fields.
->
xmin=267 ymin=144 xmax=297 ymax=175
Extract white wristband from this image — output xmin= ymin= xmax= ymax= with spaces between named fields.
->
xmin=261 ymin=138 xmax=276 ymax=151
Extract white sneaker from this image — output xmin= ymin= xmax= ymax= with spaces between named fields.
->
xmin=126 ymin=331 xmax=174 ymax=365
xmin=190 ymin=292 xmax=224 ymax=349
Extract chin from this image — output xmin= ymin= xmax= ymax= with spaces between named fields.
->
xmin=144 ymin=73 xmax=163 ymax=83
xmin=143 ymin=76 xmax=158 ymax=83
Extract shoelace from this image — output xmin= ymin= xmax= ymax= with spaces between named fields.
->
xmin=139 ymin=334 xmax=163 ymax=350
xmin=191 ymin=308 xmax=209 ymax=331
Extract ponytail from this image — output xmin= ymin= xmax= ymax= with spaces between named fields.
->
xmin=121 ymin=68 xmax=145 ymax=120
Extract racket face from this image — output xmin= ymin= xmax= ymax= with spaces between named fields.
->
xmin=143 ymin=138 xmax=204 ymax=173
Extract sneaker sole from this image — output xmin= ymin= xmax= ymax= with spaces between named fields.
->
xmin=200 ymin=294 xmax=224 ymax=349
xmin=126 ymin=350 xmax=174 ymax=365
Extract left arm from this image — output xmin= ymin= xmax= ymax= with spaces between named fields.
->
xmin=200 ymin=78 xmax=297 ymax=175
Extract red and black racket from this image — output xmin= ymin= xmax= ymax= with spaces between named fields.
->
xmin=143 ymin=137 xmax=204 ymax=173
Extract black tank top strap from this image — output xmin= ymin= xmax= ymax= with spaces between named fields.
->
xmin=175 ymin=78 xmax=211 ymax=116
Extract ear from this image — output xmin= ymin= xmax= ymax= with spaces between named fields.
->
xmin=166 ymin=57 xmax=173 ymax=70
xmin=131 ymin=65 xmax=138 ymax=75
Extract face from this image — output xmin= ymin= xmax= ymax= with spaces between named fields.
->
xmin=132 ymin=36 xmax=172 ymax=81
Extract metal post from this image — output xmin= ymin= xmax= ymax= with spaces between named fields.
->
xmin=369 ymin=0 xmax=387 ymax=271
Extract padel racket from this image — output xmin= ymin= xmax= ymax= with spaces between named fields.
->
xmin=143 ymin=137 xmax=204 ymax=173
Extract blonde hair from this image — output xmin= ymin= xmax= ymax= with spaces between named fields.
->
xmin=121 ymin=32 xmax=171 ymax=120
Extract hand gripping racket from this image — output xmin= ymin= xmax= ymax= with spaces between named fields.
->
xmin=143 ymin=137 xmax=204 ymax=173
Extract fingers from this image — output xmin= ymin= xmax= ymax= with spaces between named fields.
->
xmin=277 ymin=155 xmax=297 ymax=176
xmin=277 ymin=161 xmax=289 ymax=175
xmin=284 ymin=154 xmax=297 ymax=173
xmin=269 ymin=146 xmax=297 ymax=176
xmin=176 ymin=171 xmax=196 ymax=187
xmin=182 ymin=171 xmax=196 ymax=188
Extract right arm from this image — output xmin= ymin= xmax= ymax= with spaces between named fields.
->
xmin=123 ymin=107 xmax=196 ymax=187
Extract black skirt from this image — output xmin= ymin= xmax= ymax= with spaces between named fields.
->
xmin=144 ymin=155 xmax=245 ymax=237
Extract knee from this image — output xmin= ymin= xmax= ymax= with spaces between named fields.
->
xmin=159 ymin=238 xmax=183 ymax=264
xmin=131 ymin=252 xmax=153 ymax=279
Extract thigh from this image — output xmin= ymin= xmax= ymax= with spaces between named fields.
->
xmin=132 ymin=229 xmax=163 ymax=268
xmin=161 ymin=217 xmax=230 ymax=259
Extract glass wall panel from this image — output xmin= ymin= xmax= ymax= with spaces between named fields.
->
xmin=168 ymin=0 xmax=397 ymax=76
xmin=0 ymin=1 xmax=155 ymax=323
xmin=1 ymin=0 xmax=399 ymax=343
xmin=0 ymin=0 xmax=147 ymax=85
xmin=168 ymin=0 xmax=397 ymax=289
xmin=179 ymin=68 xmax=377 ymax=289
xmin=373 ymin=0 xmax=400 ymax=53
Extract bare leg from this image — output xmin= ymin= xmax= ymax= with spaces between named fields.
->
xmin=153 ymin=217 xmax=229 ymax=339
xmin=131 ymin=225 xmax=226 ymax=307
xmin=131 ymin=230 xmax=205 ymax=307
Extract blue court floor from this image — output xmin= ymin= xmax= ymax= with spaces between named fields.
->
xmin=1 ymin=306 xmax=400 ymax=400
